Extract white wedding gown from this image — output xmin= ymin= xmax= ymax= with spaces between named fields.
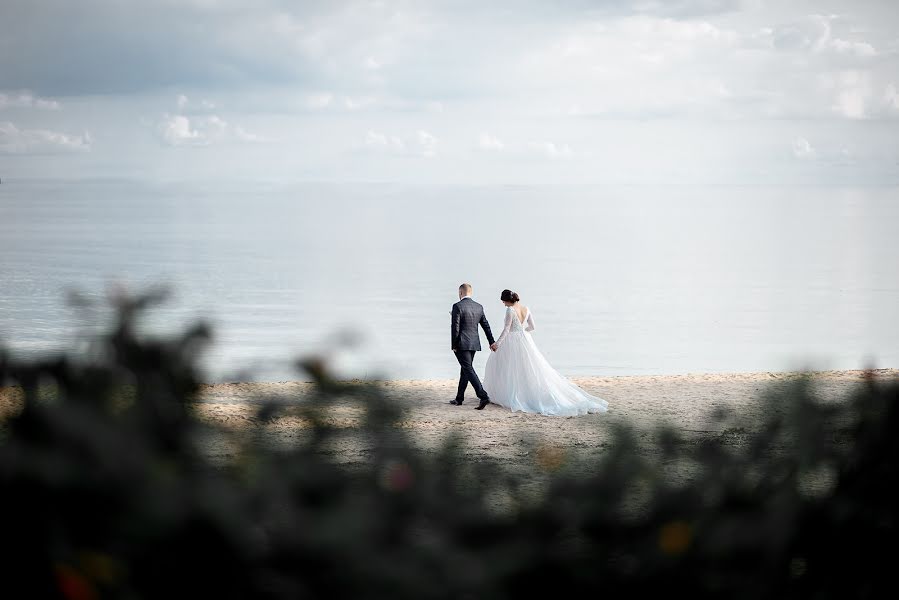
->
xmin=484 ymin=307 xmax=609 ymax=416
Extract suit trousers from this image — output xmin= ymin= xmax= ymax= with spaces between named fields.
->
xmin=454 ymin=350 xmax=489 ymax=402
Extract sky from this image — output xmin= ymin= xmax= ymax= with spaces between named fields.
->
xmin=1 ymin=0 xmax=898 ymax=184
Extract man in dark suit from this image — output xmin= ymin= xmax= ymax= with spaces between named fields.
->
xmin=450 ymin=283 xmax=495 ymax=409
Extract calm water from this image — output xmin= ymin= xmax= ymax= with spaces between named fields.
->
xmin=1 ymin=179 xmax=897 ymax=382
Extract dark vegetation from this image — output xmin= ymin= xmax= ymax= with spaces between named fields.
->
xmin=0 ymin=291 xmax=895 ymax=598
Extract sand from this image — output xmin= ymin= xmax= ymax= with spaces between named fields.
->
xmin=3 ymin=369 xmax=896 ymax=469
xmin=175 ymin=369 xmax=899 ymax=466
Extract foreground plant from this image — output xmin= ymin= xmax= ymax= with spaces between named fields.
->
xmin=0 ymin=291 xmax=895 ymax=599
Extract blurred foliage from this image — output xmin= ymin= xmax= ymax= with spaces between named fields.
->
xmin=0 ymin=290 xmax=896 ymax=599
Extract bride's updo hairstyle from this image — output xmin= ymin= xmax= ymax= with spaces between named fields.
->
xmin=500 ymin=289 xmax=520 ymax=303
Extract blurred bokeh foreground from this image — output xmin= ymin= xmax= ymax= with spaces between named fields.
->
xmin=1 ymin=291 xmax=896 ymax=599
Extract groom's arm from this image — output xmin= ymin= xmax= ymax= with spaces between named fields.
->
xmin=479 ymin=309 xmax=495 ymax=345
xmin=451 ymin=304 xmax=461 ymax=350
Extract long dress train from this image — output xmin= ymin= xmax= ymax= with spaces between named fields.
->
xmin=484 ymin=307 xmax=609 ymax=416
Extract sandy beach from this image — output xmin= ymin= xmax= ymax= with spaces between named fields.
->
xmin=4 ymin=369 xmax=896 ymax=469
xmin=187 ymin=369 xmax=897 ymax=465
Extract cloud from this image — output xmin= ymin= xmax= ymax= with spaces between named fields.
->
xmin=1 ymin=2 xmax=894 ymax=132
xmin=792 ymin=137 xmax=815 ymax=159
xmin=364 ymin=130 xmax=405 ymax=153
xmin=160 ymin=114 xmax=204 ymax=146
xmin=476 ymin=135 xmax=578 ymax=159
xmin=767 ymin=15 xmax=879 ymax=59
xmin=0 ymin=121 xmax=90 ymax=153
xmin=234 ymin=126 xmax=267 ymax=143
xmin=300 ymin=93 xmax=376 ymax=112
xmin=770 ymin=15 xmax=833 ymax=52
xmin=833 ymin=88 xmax=867 ymax=119
xmin=522 ymin=10 xmax=897 ymax=123
xmin=0 ymin=91 xmax=60 ymax=110
xmin=886 ymin=84 xmax=899 ymax=112
xmin=363 ymin=129 xmax=437 ymax=157
xmin=527 ymin=141 xmax=574 ymax=159
xmin=823 ymin=70 xmax=872 ymax=119
xmin=343 ymin=96 xmax=376 ymax=111
xmin=626 ymin=0 xmax=743 ymax=18
xmin=417 ymin=130 xmax=437 ymax=157
xmin=831 ymin=38 xmax=877 ymax=58
xmin=305 ymin=93 xmax=333 ymax=109
xmin=478 ymin=132 xmax=505 ymax=151
xmin=1 ymin=1 xmax=897 ymax=185
xmin=158 ymin=112 xmax=265 ymax=146
xmin=0 ymin=0 xmax=749 ymax=97
xmin=818 ymin=75 xmax=899 ymax=120
xmin=175 ymin=94 xmax=217 ymax=113
xmin=0 ymin=0 xmax=436 ymax=95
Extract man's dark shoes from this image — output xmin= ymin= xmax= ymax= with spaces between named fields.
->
xmin=474 ymin=398 xmax=490 ymax=410
xmin=450 ymin=399 xmax=463 ymax=405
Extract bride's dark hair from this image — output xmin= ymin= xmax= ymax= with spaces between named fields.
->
xmin=500 ymin=289 xmax=520 ymax=303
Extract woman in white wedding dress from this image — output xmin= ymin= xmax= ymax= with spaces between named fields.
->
xmin=484 ymin=290 xmax=609 ymax=416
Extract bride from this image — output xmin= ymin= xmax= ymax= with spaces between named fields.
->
xmin=484 ymin=289 xmax=609 ymax=416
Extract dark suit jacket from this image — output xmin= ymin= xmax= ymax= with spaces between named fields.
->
xmin=451 ymin=297 xmax=495 ymax=351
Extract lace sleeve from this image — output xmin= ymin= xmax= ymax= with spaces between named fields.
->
xmin=495 ymin=307 xmax=513 ymax=348
xmin=525 ymin=311 xmax=535 ymax=332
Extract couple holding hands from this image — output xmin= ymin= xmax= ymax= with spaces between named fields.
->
xmin=450 ymin=283 xmax=608 ymax=417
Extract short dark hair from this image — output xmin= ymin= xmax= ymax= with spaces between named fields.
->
xmin=500 ymin=289 xmax=520 ymax=303
xmin=459 ymin=283 xmax=472 ymax=294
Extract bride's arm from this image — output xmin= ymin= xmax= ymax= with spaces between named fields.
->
xmin=494 ymin=308 xmax=513 ymax=348
xmin=525 ymin=311 xmax=535 ymax=332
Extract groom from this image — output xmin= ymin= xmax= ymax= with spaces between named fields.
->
xmin=450 ymin=283 xmax=495 ymax=409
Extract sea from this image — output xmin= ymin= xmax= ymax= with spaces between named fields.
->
xmin=1 ymin=179 xmax=897 ymax=382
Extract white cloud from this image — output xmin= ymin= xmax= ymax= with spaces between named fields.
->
xmin=234 ymin=125 xmax=267 ymax=143
xmin=477 ymin=135 xmax=577 ymax=159
xmin=0 ymin=121 xmax=90 ymax=153
xmin=792 ymin=137 xmax=815 ymax=159
xmin=344 ymin=96 xmax=376 ymax=111
xmin=2 ymin=3 xmax=898 ymax=183
xmin=362 ymin=129 xmax=437 ymax=157
xmin=833 ymin=89 xmax=867 ymax=119
xmin=305 ymin=93 xmax=333 ymax=109
xmin=770 ymin=15 xmax=833 ymax=52
xmin=517 ymin=17 xmax=747 ymax=119
xmin=824 ymin=70 xmax=872 ymax=119
xmin=160 ymin=114 xmax=205 ymax=146
xmin=417 ymin=130 xmax=437 ymax=157
xmin=884 ymin=84 xmax=899 ymax=112
xmin=527 ymin=141 xmax=574 ymax=159
xmin=204 ymin=115 xmax=228 ymax=137
xmin=478 ymin=132 xmax=505 ymax=151
xmin=767 ymin=15 xmax=879 ymax=59
xmin=175 ymin=94 xmax=217 ymax=113
xmin=300 ymin=93 xmax=378 ymax=111
xmin=158 ymin=112 xmax=265 ymax=146
xmin=364 ymin=130 xmax=405 ymax=153
xmin=831 ymin=38 xmax=877 ymax=58
xmin=0 ymin=91 xmax=60 ymax=110
xmin=518 ymin=11 xmax=893 ymax=123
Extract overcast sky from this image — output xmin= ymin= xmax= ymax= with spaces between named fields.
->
xmin=1 ymin=0 xmax=898 ymax=184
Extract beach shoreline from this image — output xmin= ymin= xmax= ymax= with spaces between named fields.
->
xmin=4 ymin=369 xmax=896 ymax=467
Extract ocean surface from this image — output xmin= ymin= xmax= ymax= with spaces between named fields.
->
xmin=1 ymin=179 xmax=897 ymax=382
